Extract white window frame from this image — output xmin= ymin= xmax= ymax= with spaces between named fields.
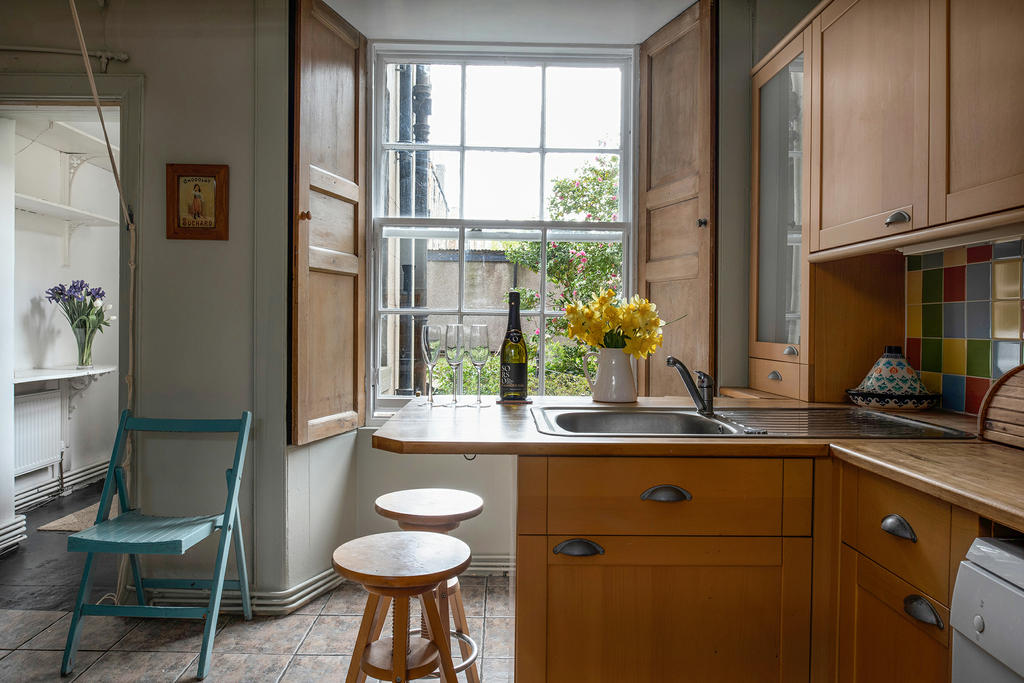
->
xmin=367 ymin=43 xmax=637 ymax=420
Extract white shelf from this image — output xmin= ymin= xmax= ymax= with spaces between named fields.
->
xmin=14 ymin=365 xmax=117 ymax=385
xmin=13 ymin=118 xmax=118 ymax=172
xmin=14 ymin=193 xmax=118 ymax=227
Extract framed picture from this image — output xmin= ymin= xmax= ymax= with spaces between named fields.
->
xmin=165 ymin=163 xmax=229 ymax=240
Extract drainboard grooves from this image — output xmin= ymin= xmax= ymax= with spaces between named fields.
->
xmin=715 ymin=408 xmax=970 ymax=439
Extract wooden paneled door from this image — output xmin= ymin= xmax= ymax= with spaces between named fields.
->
xmin=290 ymin=0 xmax=367 ymax=445
xmin=929 ymin=0 xmax=1024 ymax=224
xmin=809 ymin=0 xmax=930 ymax=251
xmin=637 ymin=0 xmax=716 ymax=396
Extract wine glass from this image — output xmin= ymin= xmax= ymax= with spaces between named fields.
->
xmin=445 ymin=323 xmax=469 ymax=406
xmin=421 ymin=324 xmax=442 ymax=406
xmin=469 ymin=324 xmax=491 ymax=406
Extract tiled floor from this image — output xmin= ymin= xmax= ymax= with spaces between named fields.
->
xmin=0 ymin=574 xmax=514 ymax=682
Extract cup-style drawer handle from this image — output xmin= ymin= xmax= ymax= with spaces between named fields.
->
xmin=884 ymin=210 xmax=911 ymax=226
xmin=552 ymin=538 xmax=605 ymax=557
xmin=903 ymin=595 xmax=944 ymax=629
xmin=881 ymin=513 xmax=918 ymax=542
xmin=640 ymin=484 xmax=693 ymax=503
xmin=768 ymin=370 xmax=783 ymax=381
xmin=783 ymin=345 xmax=798 ymax=356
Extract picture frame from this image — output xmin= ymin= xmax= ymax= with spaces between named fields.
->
xmin=165 ymin=163 xmax=229 ymax=240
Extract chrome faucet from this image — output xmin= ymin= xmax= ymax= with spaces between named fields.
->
xmin=665 ymin=356 xmax=715 ymax=417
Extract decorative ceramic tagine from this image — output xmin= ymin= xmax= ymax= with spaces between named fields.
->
xmin=846 ymin=345 xmax=940 ymax=410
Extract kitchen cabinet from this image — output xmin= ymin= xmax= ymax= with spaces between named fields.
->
xmin=809 ymin=0 xmax=930 ymax=251
xmin=929 ymin=0 xmax=1024 ymax=224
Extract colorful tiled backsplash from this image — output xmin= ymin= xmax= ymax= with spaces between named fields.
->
xmin=906 ymin=241 xmax=1024 ymax=414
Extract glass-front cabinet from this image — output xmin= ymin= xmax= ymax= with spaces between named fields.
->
xmin=750 ymin=29 xmax=810 ymax=371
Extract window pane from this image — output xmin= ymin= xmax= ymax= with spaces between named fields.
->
xmin=545 ymin=327 xmax=597 ymax=396
xmin=377 ymin=313 xmax=457 ymax=397
xmin=463 ymin=229 xmax=542 ymax=310
xmin=384 ymin=63 xmax=462 ymax=146
xmin=463 ymin=152 xmax=540 ymax=220
xmin=383 ymin=150 xmax=460 ymax=218
xmin=545 ymin=153 xmax=620 ymax=221
xmin=465 ymin=65 xmax=541 ymax=147
xmin=545 ymin=229 xmax=624 ymax=312
xmin=545 ymin=67 xmax=621 ymax=149
xmin=379 ymin=226 xmax=460 ymax=310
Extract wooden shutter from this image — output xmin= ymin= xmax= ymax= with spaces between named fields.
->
xmin=291 ymin=0 xmax=366 ymax=445
xmin=637 ymin=0 xmax=717 ymax=396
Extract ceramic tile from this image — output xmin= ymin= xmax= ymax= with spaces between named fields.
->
xmin=174 ymin=653 xmax=290 ymax=682
xmin=320 ymin=581 xmax=368 ymax=616
xmin=905 ymin=337 xmax=922 ymax=371
xmin=965 ymin=263 xmax=991 ymax=302
xmin=966 ymin=339 xmax=991 ymax=378
xmin=943 ymin=302 xmax=965 ymax=338
xmin=213 ymin=613 xmax=316 ymax=655
xmin=295 ymin=615 xmax=361 ymax=655
xmin=483 ymin=617 xmax=515 ymax=659
xmin=481 ymin=657 xmax=514 ymax=682
xmin=922 ymin=304 xmax=943 ymax=337
xmin=966 ymin=301 xmax=991 ymax=339
xmin=280 ymin=655 xmax=353 ymax=682
xmin=906 ymin=271 xmax=922 ymax=305
xmin=993 ymin=341 xmax=1021 ymax=378
xmin=944 ymin=266 xmax=966 ymax=302
xmin=112 ymin=617 xmax=233 ymax=653
xmin=907 ymin=254 xmax=923 ymax=271
xmin=942 ymin=338 xmax=966 ymax=375
xmin=943 ymin=246 xmax=967 ymax=266
xmin=0 ymin=609 xmax=66 ymax=649
xmin=921 ymin=269 xmax=943 ymax=303
xmin=0 ymin=650 xmax=9 ymax=660
xmin=967 ymin=244 xmax=993 ymax=263
xmin=485 ymin=576 xmax=513 ymax=617
xmin=907 ymin=305 xmax=922 ymax=338
xmin=993 ymin=239 xmax=1022 ymax=259
xmin=992 ymin=301 xmax=1020 ymax=339
xmin=76 ymin=650 xmax=196 ymax=683
xmin=293 ymin=591 xmax=330 ymax=616
xmin=941 ymin=374 xmax=966 ymax=412
xmin=921 ymin=338 xmax=942 ymax=373
xmin=457 ymin=576 xmax=486 ymax=617
xmin=922 ymin=252 xmax=944 ymax=269
xmin=22 ymin=614 xmax=138 ymax=652
xmin=0 ymin=648 xmax=101 ymax=682
xmin=965 ymin=377 xmax=992 ymax=415
xmin=993 ymin=259 xmax=1022 ymax=299
xmin=920 ymin=371 xmax=942 ymax=394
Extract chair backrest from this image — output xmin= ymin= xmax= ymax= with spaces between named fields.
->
xmin=96 ymin=410 xmax=253 ymax=525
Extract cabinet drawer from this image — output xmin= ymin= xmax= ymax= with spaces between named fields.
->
xmin=842 ymin=467 xmax=951 ymax=602
xmin=547 ymin=457 xmax=790 ymax=536
xmin=749 ymin=358 xmax=803 ymax=399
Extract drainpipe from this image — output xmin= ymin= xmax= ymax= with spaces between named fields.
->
xmin=412 ymin=65 xmax=431 ymax=396
xmin=397 ymin=65 xmax=414 ymax=395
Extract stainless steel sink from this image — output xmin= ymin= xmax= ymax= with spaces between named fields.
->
xmin=532 ymin=407 xmax=740 ymax=437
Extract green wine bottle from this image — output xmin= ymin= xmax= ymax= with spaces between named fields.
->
xmin=500 ymin=291 xmax=528 ymax=401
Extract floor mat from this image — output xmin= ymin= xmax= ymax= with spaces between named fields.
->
xmin=37 ymin=503 xmax=99 ymax=532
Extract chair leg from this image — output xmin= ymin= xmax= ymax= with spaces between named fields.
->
xmin=232 ymin=509 xmax=252 ymax=621
xmin=196 ymin=518 xmax=234 ymax=679
xmin=355 ymin=595 xmax=390 ymax=683
xmin=449 ymin=579 xmax=481 ymax=683
xmin=347 ymin=592 xmax=383 ymax=683
xmin=392 ymin=597 xmax=410 ymax=683
xmin=421 ymin=592 xmax=457 ymax=683
xmin=61 ymin=552 xmax=96 ymax=676
xmin=128 ymin=554 xmax=146 ymax=606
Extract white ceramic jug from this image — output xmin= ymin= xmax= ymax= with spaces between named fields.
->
xmin=583 ymin=347 xmax=638 ymax=403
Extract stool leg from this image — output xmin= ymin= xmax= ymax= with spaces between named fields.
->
xmin=421 ymin=592 xmax=458 ymax=683
xmin=346 ymin=592 xmax=381 ymax=683
xmin=449 ymin=579 xmax=481 ymax=683
xmin=355 ymin=595 xmax=391 ymax=683
xmin=392 ymin=596 xmax=410 ymax=683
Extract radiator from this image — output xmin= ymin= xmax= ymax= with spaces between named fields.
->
xmin=13 ymin=390 xmax=63 ymax=476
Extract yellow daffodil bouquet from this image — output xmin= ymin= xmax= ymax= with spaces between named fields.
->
xmin=564 ymin=289 xmax=668 ymax=359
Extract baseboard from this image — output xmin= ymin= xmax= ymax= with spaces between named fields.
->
xmin=0 ymin=515 xmax=28 ymax=555
xmin=142 ymin=553 xmax=514 ymax=616
xmin=14 ymin=460 xmax=107 ymax=513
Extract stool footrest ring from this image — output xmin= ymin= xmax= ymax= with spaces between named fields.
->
xmin=409 ymin=628 xmax=479 ymax=677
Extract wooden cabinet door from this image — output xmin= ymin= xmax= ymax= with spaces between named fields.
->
xmin=810 ymin=0 xmax=930 ymax=251
xmin=837 ymin=545 xmax=950 ymax=683
xmin=518 ymin=535 xmax=811 ymax=682
xmin=929 ymin=0 xmax=1024 ymax=224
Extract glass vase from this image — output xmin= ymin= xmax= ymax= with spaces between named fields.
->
xmin=73 ymin=326 xmax=97 ymax=369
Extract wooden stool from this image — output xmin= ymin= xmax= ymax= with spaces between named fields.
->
xmin=333 ymin=532 xmax=471 ymax=683
xmin=374 ymin=489 xmax=483 ymax=683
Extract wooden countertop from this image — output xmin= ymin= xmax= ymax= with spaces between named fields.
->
xmin=831 ymin=439 xmax=1024 ymax=532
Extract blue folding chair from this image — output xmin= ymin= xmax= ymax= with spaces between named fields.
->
xmin=61 ymin=409 xmax=253 ymax=680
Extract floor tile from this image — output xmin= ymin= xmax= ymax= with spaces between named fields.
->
xmin=213 ymin=613 xmax=316 ymax=655
xmin=485 ymin=576 xmax=513 ymax=617
xmin=296 ymin=615 xmax=362 ymax=655
xmin=21 ymin=613 xmax=137 ymax=651
xmin=321 ymin=580 xmax=368 ymax=616
xmin=482 ymin=657 xmax=514 ymax=682
xmin=457 ymin=576 xmax=486 ymax=617
xmin=0 ymin=650 xmax=9 ymax=659
xmin=0 ymin=648 xmax=101 ymax=682
xmin=113 ymin=617 xmax=234 ymax=653
xmin=0 ymin=609 xmax=66 ymax=648
xmin=280 ymin=654 xmax=353 ymax=682
xmin=175 ymin=653 xmax=291 ymax=682
xmin=293 ymin=590 xmax=330 ymax=615
xmin=483 ymin=617 xmax=514 ymax=658
xmin=76 ymin=650 xmax=196 ymax=682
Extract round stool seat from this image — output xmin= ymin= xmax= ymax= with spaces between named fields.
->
xmin=332 ymin=531 xmax=471 ymax=594
xmin=374 ymin=488 xmax=483 ymax=532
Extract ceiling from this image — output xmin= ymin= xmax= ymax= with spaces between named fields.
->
xmin=327 ymin=0 xmax=697 ymax=44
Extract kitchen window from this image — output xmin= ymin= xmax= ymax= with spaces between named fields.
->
xmin=370 ymin=46 xmax=634 ymax=416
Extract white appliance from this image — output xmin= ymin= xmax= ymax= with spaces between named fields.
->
xmin=952 ymin=538 xmax=1024 ymax=682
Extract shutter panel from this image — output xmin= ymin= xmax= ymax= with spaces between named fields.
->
xmin=637 ymin=0 xmax=717 ymax=396
xmin=291 ymin=0 xmax=366 ymax=445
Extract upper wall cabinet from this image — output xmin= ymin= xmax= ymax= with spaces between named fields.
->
xmin=929 ymin=0 xmax=1024 ymax=224
xmin=809 ymin=0 xmax=931 ymax=252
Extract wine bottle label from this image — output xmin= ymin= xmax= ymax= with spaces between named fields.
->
xmin=507 ymin=330 xmax=522 ymax=344
xmin=500 ymin=362 xmax=527 ymax=395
